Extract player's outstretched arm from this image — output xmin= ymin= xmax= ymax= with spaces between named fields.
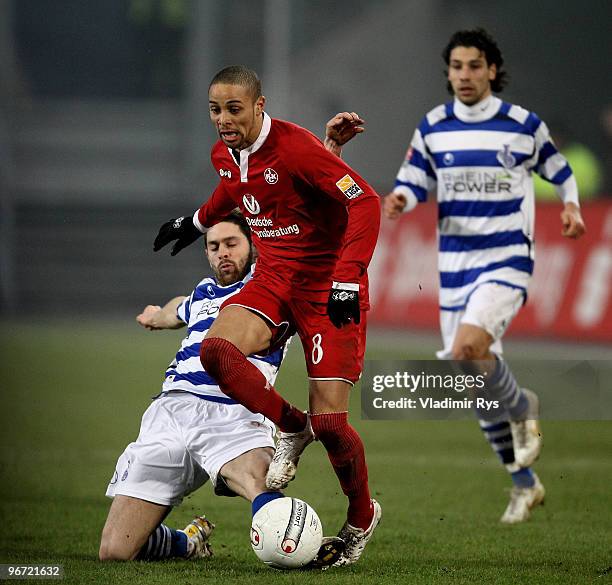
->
xmin=324 ymin=112 xmax=365 ymax=157
xmin=136 ymin=297 xmax=187 ymax=331
xmin=560 ymin=202 xmax=586 ymax=239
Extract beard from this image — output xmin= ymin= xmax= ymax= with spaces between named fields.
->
xmin=212 ymin=251 xmax=253 ymax=286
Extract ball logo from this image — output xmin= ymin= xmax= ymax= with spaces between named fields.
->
xmin=250 ymin=528 xmax=260 ymax=546
xmin=281 ymin=539 xmax=297 ymax=553
xmin=243 ymin=194 xmax=261 ymax=215
xmin=443 ymin=152 xmax=454 ymax=166
xmin=219 ymin=168 xmax=232 ymax=179
xmin=264 ymin=168 xmax=278 ymax=184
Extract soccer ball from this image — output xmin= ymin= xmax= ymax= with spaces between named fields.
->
xmin=250 ymin=497 xmax=323 ymax=569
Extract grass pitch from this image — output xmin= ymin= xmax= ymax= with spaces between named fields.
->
xmin=0 ymin=321 xmax=611 ymax=584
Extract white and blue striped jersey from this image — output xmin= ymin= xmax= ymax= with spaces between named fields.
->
xmin=394 ymin=95 xmax=579 ymax=311
xmin=161 ymin=267 xmax=287 ymax=403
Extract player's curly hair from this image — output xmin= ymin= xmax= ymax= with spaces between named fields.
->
xmin=204 ymin=210 xmax=252 ymax=247
xmin=442 ymin=28 xmax=508 ymax=94
xmin=209 ymin=65 xmax=262 ymax=101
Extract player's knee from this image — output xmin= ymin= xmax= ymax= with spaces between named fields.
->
xmin=310 ymin=412 xmax=349 ymax=445
xmin=98 ymin=536 xmax=136 ymax=561
xmin=98 ymin=544 xmax=119 ymax=562
xmin=451 ymin=344 xmax=469 ymax=360
xmin=451 ymin=342 xmax=486 ymax=361
xmin=199 ymin=337 xmax=217 ymax=372
xmin=200 ymin=337 xmax=233 ymax=380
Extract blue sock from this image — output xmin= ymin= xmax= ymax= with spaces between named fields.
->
xmin=137 ymin=524 xmax=188 ymax=560
xmin=252 ymin=491 xmax=284 ymax=516
xmin=170 ymin=529 xmax=188 ymax=558
xmin=478 ymin=419 xmax=516 ymax=466
xmin=511 ymin=467 xmax=536 ymax=488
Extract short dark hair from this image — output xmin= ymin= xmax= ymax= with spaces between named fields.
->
xmin=442 ymin=28 xmax=508 ymax=94
xmin=209 ymin=65 xmax=262 ymax=101
xmin=204 ymin=209 xmax=252 ymax=247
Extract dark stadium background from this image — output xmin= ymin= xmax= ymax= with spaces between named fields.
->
xmin=0 ymin=2 xmax=610 ymax=583
xmin=1 ymin=0 xmax=610 ymax=315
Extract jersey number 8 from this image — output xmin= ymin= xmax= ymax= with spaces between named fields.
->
xmin=311 ymin=333 xmax=323 ymax=365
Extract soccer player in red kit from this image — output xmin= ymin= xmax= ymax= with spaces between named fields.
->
xmin=154 ymin=66 xmax=381 ymax=565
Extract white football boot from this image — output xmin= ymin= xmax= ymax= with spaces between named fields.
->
xmin=265 ymin=416 xmax=314 ymax=490
xmin=511 ymin=388 xmax=542 ymax=467
xmin=333 ymin=499 xmax=382 ymax=567
xmin=500 ymin=473 xmax=545 ymax=524
xmin=181 ymin=516 xmax=215 ymax=558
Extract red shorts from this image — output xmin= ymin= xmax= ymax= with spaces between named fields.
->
xmin=222 ymin=275 xmax=367 ymax=384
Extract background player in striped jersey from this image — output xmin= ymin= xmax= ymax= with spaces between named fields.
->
xmin=100 ymin=213 xmax=341 ymax=565
xmin=380 ymin=28 xmax=586 ymax=523
xmin=328 ymin=28 xmax=586 ymax=523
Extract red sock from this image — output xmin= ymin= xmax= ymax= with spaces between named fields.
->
xmin=311 ymin=412 xmax=373 ymax=530
xmin=200 ymin=337 xmax=306 ymax=433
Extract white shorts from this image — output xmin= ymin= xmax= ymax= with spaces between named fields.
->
xmin=437 ymin=283 xmax=524 ymax=359
xmin=105 ymin=391 xmax=275 ymax=506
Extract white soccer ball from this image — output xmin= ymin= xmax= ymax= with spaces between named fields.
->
xmin=250 ymin=497 xmax=323 ymax=569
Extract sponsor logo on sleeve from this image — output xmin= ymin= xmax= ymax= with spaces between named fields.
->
xmin=219 ymin=168 xmax=232 ymax=178
xmin=336 ymin=174 xmax=364 ymax=199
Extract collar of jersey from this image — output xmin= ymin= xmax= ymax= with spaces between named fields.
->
xmin=453 ymin=95 xmax=501 ymax=123
xmin=227 ymin=112 xmax=271 ymax=182
xmin=245 ymin=112 xmax=271 ymax=155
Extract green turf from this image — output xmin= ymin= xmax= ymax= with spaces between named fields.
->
xmin=1 ymin=321 xmax=611 ymax=584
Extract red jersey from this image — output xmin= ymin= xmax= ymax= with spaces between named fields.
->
xmin=195 ymin=113 xmax=380 ymax=306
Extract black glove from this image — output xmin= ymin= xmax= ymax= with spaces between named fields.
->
xmin=153 ymin=215 xmax=203 ymax=256
xmin=327 ymin=282 xmax=360 ymax=328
